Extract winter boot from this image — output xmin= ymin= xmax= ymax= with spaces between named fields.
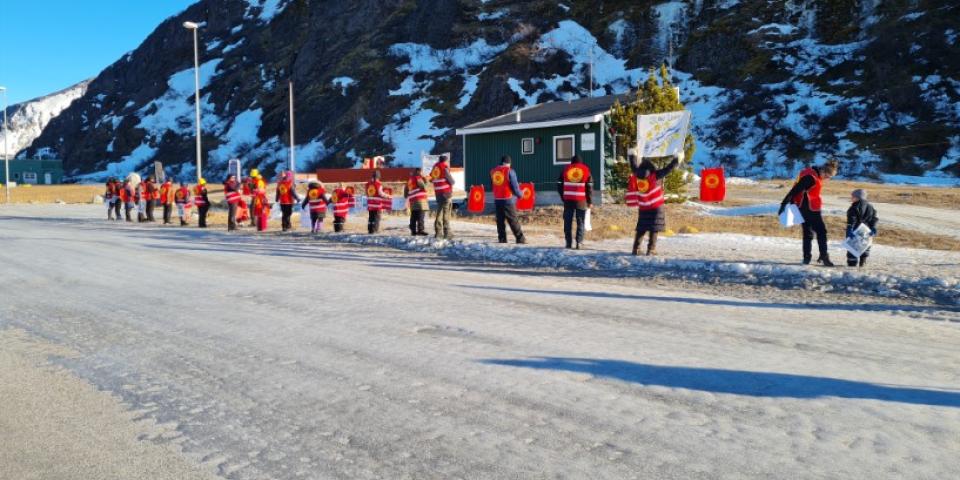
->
xmin=631 ymin=233 xmax=642 ymax=256
xmin=817 ymin=255 xmax=835 ymax=267
xmin=802 ymin=255 xmax=812 ymax=265
xmin=858 ymin=256 xmax=867 ymax=269
xmin=646 ymin=232 xmax=658 ymax=256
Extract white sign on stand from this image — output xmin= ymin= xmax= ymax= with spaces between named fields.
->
xmin=421 ymin=152 xmax=451 ymax=177
xmin=636 ymin=111 xmax=691 ymax=158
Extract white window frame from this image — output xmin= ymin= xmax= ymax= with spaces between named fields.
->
xmin=521 ymin=137 xmax=534 ymax=155
xmin=552 ymin=134 xmax=576 ymax=165
xmin=22 ymin=172 xmax=38 ymax=184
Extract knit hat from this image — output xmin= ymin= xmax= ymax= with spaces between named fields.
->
xmin=852 ymin=188 xmax=867 ymax=200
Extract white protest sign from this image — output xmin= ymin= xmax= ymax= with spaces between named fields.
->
xmin=636 ymin=111 xmax=691 ymax=158
xmin=842 ymin=223 xmax=873 ymax=257
xmin=421 ymin=152 xmax=451 ymax=177
xmin=228 ymin=159 xmax=242 ymax=179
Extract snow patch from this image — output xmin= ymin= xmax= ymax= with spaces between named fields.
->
xmin=331 ymin=77 xmax=356 ymax=95
xmin=389 ymin=39 xmax=507 ymax=73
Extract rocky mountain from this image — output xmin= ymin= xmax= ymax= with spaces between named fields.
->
xmin=21 ymin=0 xmax=960 ymax=180
xmin=4 ymin=80 xmax=89 ymax=159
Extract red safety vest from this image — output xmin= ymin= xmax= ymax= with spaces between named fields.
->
xmin=307 ymin=187 xmax=327 ymax=212
xmin=194 ymin=185 xmax=207 ymax=206
xmin=625 ymin=175 xmax=640 ymax=207
xmin=561 ymin=163 xmax=590 ymax=202
xmin=105 ymin=182 xmax=116 ymax=199
xmin=277 ymin=180 xmax=295 ymax=205
xmin=332 ymin=189 xmax=350 ymax=217
xmin=224 ymin=181 xmax=241 ymax=204
xmin=430 ymin=162 xmax=452 ymax=195
xmin=636 ymin=172 xmax=664 ymax=211
xmin=791 ymin=167 xmax=823 ymax=212
xmin=406 ymin=176 xmax=428 ymax=202
xmin=174 ymin=187 xmax=189 ymax=204
xmin=366 ymin=180 xmax=384 ymax=211
xmin=490 ymin=165 xmax=513 ymax=200
xmin=159 ymin=182 xmax=172 ymax=203
xmin=120 ymin=186 xmax=130 ymax=203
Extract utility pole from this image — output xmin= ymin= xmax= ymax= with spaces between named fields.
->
xmin=183 ymin=21 xmax=203 ymax=182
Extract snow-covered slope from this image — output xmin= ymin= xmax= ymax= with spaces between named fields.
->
xmin=4 ymin=80 xmax=89 ymax=159
xmin=21 ymin=0 xmax=960 ymax=181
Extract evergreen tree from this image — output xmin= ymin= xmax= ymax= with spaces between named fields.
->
xmin=606 ymin=65 xmax=696 ymax=201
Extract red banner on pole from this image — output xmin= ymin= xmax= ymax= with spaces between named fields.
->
xmin=516 ymin=183 xmax=535 ymax=211
xmin=699 ymin=167 xmax=726 ymax=202
xmin=467 ymin=185 xmax=485 ymax=213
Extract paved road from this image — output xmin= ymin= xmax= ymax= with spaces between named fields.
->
xmin=2 ymin=205 xmax=959 ymax=479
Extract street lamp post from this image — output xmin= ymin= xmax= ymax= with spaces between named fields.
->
xmin=1 ymin=86 xmax=8 ymax=203
xmin=183 ymin=21 xmax=202 ymax=183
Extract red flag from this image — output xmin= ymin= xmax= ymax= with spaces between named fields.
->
xmin=516 ymin=182 xmax=535 ymax=211
xmin=382 ymin=187 xmax=393 ymax=211
xmin=467 ymin=185 xmax=485 ymax=213
xmin=699 ymin=167 xmax=726 ymax=202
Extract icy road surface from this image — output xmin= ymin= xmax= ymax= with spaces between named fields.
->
xmin=1 ymin=205 xmax=959 ymax=479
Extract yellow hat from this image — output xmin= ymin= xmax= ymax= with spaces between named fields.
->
xmin=250 ymin=168 xmax=260 ymax=177
xmin=199 ymin=178 xmax=207 ymax=185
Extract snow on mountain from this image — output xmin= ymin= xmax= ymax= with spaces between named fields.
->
xmin=4 ymin=80 xmax=89 ymax=159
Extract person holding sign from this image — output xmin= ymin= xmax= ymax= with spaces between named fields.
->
xmin=629 ymin=151 xmax=680 ymax=256
xmin=845 ymin=189 xmax=878 ymax=268
xmin=224 ymin=174 xmax=242 ymax=231
xmin=778 ymin=160 xmax=839 ymax=266
xmin=557 ymin=155 xmax=593 ymax=249
xmin=490 ymin=155 xmax=526 ymax=244
xmin=405 ymin=170 xmax=430 ymax=236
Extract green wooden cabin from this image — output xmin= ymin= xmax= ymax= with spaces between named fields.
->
xmin=1 ymin=158 xmax=65 ymax=185
xmin=456 ymin=94 xmax=627 ymax=204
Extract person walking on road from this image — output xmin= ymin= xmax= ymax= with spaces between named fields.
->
xmin=104 ymin=178 xmax=118 ymax=220
xmin=194 ymin=178 xmax=210 ymax=228
xmin=159 ymin=177 xmax=174 ymax=224
xmin=143 ymin=176 xmax=158 ymax=222
xmin=779 ymin=160 xmax=839 ymax=266
xmin=331 ymin=183 xmax=351 ymax=233
xmin=276 ymin=171 xmax=300 ymax=232
xmin=405 ymin=170 xmax=429 ymax=236
xmin=365 ymin=171 xmax=389 ymax=234
xmin=121 ymin=179 xmax=134 ymax=222
xmin=301 ymin=181 xmax=329 ymax=233
xmin=224 ymin=174 xmax=242 ymax=231
xmin=629 ymin=151 xmax=680 ymax=256
xmin=557 ymin=154 xmax=593 ymax=249
xmin=491 ymin=155 xmax=526 ymax=244
xmin=174 ymin=181 xmax=191 ymax=226
xmin=111 ymin=178 xmax=122 ymax=220
xmin=429 ymin=155 xmax=455 ymax=240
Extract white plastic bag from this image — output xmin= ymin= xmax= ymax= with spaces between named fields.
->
xmin=584 ymin=209 xmax=593 ymax=232
xmin=779 ymin=204 xmax=804 ymax=227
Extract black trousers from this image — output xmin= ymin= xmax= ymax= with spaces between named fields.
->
xmin=113 ymin=200 xmax=122 ymax=220
xmin=562 ymin=202 xmax=587 ymax=247
xmin=198 ymin=204 xmax=209 ymax=228
xmin=163 ymin=204 xmax=172 ymax=224
xmin=227 ymin=203 xmax=238 ymax=231
xmin=146 ymin=201 xmax=155 ymax=222
xmin=409 ymin=209 xmax=426 ymax=235
xmin=309 ymin=212 xmax=325 ymax=232
xmin=334 ymin=216 xmax=346 ymax=232
xmin=368 ymin=210 xmax=381 ymax=234
xmin=495 ymin=201 xmax=524 ymax=243
xmin=124 ymin=203 xmax=133 ymax=222
xmin=281 ymin=204 xmax=293 ymax=231
xmin=847 ymin=248 xmax=871 ymax=267
xmin=801 ymin=210 xmax=829 ymax=260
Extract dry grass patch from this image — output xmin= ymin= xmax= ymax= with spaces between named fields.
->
xmin=0 ymin=185 xmax=101 ymax=204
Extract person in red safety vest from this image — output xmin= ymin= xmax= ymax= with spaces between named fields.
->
xmin=120 ymin=179 xmax=134 ymax=222
xmin=104 ymin=178 xmax=118 ymax=221
xmin=365 ymin=170 xmax=390 ymax=234
xmin=301 ymin=181 xmax=330 ymax=233
xmin=629 ymin=150 xmax=681 ymax=256
xmin=331 ymin=183 xmax=351 ymax=232
xmin=194 ymin=178 xmax=210 ymax=228
xmin=243 ymin=169 xmax=262 ymax=227
xmin=275 ymin=170 xmax=300 ymax=232
xmin=429 ymin=155 xmax=455 ymax=239
xmin=779 ymin=160 xmax=839 ymax=266
xmin=159 ymin=178 xmax=174 ymax=224
xmin=557 ymin=155 xmax=593 ymax=249
xmin=143 ymin=176 xmax=158 ymax=222
xmin=174 ymin=181 xmax=191 ymax=226
xmin=404 ymin=170 xmax=429 ymax=236
xmin=491 ymin=155 xmax=526 ymax=244
xmin=223 ymin=174 xmax=242 ymax=231
xmin=249 ymin=171 xmax=269 ymax=231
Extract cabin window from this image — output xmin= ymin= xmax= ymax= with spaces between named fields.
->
xmin=521 ymin=138 xmax=534 ymax=155
xmin=553 ymin=135 xmax=575 ymax=164
xmin=22 ymin=172 xmax=38 ymax=184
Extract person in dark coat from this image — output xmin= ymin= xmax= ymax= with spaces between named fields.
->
xmin=846 ymin=188 xmax=879 ymax=267
xmin=779 ymin=160 xmax=839 ymax=266
xmin=630 ymin=152 xmax=680 ymax=256
xmin=556 ymin=154 xmax=593 ymax=249
xmin=144 ymin=175 xmax=158 ymax=222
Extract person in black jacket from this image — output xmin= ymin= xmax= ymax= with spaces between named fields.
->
xmin=778 ymin=160 xmax=839 ymax=266
xmin=630 ymin=152 xmax=680 ymax=256
xmin=846 ymin=188 xmax=879 ymax=267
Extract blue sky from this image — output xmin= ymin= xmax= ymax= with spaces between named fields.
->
xmin=1 ymin=0 xmax=197 ymax=104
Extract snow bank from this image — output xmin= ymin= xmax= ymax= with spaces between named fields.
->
xmin=326 ymin=234 xmax=960 ymax=306
xmin=878 ymin=174 xmax=960 ymax=187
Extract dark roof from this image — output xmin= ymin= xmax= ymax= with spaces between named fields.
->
xmin=461 ymin=93 xmax=633 ymax=132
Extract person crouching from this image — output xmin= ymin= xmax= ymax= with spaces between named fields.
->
xmin=846 ymin=188 xmax=878 ymax=268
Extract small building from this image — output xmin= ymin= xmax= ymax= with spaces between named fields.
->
xmin=0 ymin=158 xmax=65 ymax=185
xmin=456 ymin=94 xmax=627 ymax=204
